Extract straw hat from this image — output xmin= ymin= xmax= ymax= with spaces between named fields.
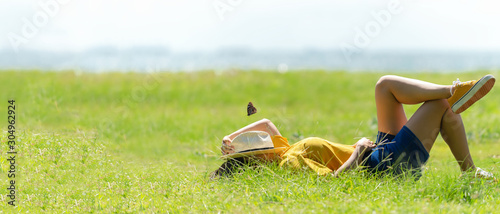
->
xmin=221 ymin=131 xmax=289 ymax=159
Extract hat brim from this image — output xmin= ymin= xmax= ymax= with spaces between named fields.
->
xmin=221 ymin=147 xmax=288 ymax=159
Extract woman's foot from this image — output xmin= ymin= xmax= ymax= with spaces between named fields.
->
xmin=448 ymin=75 xmax=495 ymax=114
xmin=460 ymin=167 xmax=498 ymax=183
xmin=474 ymin=167 xmax=497 ymax=181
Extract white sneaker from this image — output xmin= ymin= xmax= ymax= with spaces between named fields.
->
xmin=474 ymin=167 xmax=498 ymax=183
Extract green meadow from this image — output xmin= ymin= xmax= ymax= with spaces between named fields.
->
xmin=1 ymin=70 xmax=500 ymax=212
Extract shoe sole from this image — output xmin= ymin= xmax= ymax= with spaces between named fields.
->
xmin=452 ymin=75 xmax=496 ymax=114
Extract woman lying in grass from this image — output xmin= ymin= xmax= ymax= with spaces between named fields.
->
xmin=211 ymin=75 xmax=497 ymax=181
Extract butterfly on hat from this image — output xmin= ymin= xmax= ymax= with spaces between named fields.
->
xmin=247 ymin=102 xmax=257 ymax=116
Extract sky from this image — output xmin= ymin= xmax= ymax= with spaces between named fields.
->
xmin=1 ymin=0 xmax=500 ymax=53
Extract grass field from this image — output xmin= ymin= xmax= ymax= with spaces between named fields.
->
xmin=1 ymin=70 xmax=500 ymax=212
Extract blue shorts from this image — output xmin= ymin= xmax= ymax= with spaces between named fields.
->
xmin=364 ymin=126 xmax=429 ymax=177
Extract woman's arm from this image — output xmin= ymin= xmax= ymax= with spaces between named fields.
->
xmin=334 ymin=138 xmax=375 ymax=177
xmin=221 ymin=118 xmax=281 ymax=155
xmin=227 ymin=118 xmax=281 ymax=139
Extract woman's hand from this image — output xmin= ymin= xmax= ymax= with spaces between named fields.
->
xmin=221 ymin=136 xmax=235 ymax=155
xmin=334 ymin=137 xmax=375 ymax=177
xmin=355 ymin=137 xmax=376 ymax=150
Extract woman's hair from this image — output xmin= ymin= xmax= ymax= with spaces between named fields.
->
xmin=210 ymin=157 xmax=258 ymax=179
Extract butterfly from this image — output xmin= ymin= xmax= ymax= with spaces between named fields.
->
xmin=247 ymin=102 xmax=257 ymax=116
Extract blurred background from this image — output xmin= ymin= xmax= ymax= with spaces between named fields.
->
xmin=1 ymin=0 xmax=500 ymax=72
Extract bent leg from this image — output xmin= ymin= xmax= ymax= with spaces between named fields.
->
xmin=377 ymin=75 xmax=452 ymax=105
xmin=405 ymin=99 xmax=476 ymax=172
xmin=404 ymin=99 xmax=449 ymax=153
xmin=375 ymin=75 xmax=452 ymax=135
xmin=375 ymin=75 xmax=485 ymax=173
xmin=440 ymin=109 xmax=475 ymax=171
xmin=375 ymin=76 xmax=408 ymax=135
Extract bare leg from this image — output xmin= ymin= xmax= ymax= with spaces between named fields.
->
xmin=375 ymin=75 xmax=452 ymax=135
xmin=377 ymin=75 xmax=451 ymax=105
xmin=404 ymin=99 xmax=449 ymax=153
xmin=404 ymin=100 xmax=476 ymax=171
xmin=376 ymin=75 xmax=476 ymax=171
xmin=440 ymin=109 xmax=475 ymax=171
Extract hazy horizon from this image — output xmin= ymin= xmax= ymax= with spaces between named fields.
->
xmin=1 ymin=0 xmax=499 ymax=71
xmin=2 ymin=0 xmax=500 ymax=52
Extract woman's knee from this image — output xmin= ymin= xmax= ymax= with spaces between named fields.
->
xmin=376 ymin=75 xmax=397 ymax=88
xmin=375 ymin=75 xmax=399 ymax=94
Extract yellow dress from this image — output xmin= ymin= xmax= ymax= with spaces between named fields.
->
xmin=276 ymin=137 xmax=355 ymax=176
